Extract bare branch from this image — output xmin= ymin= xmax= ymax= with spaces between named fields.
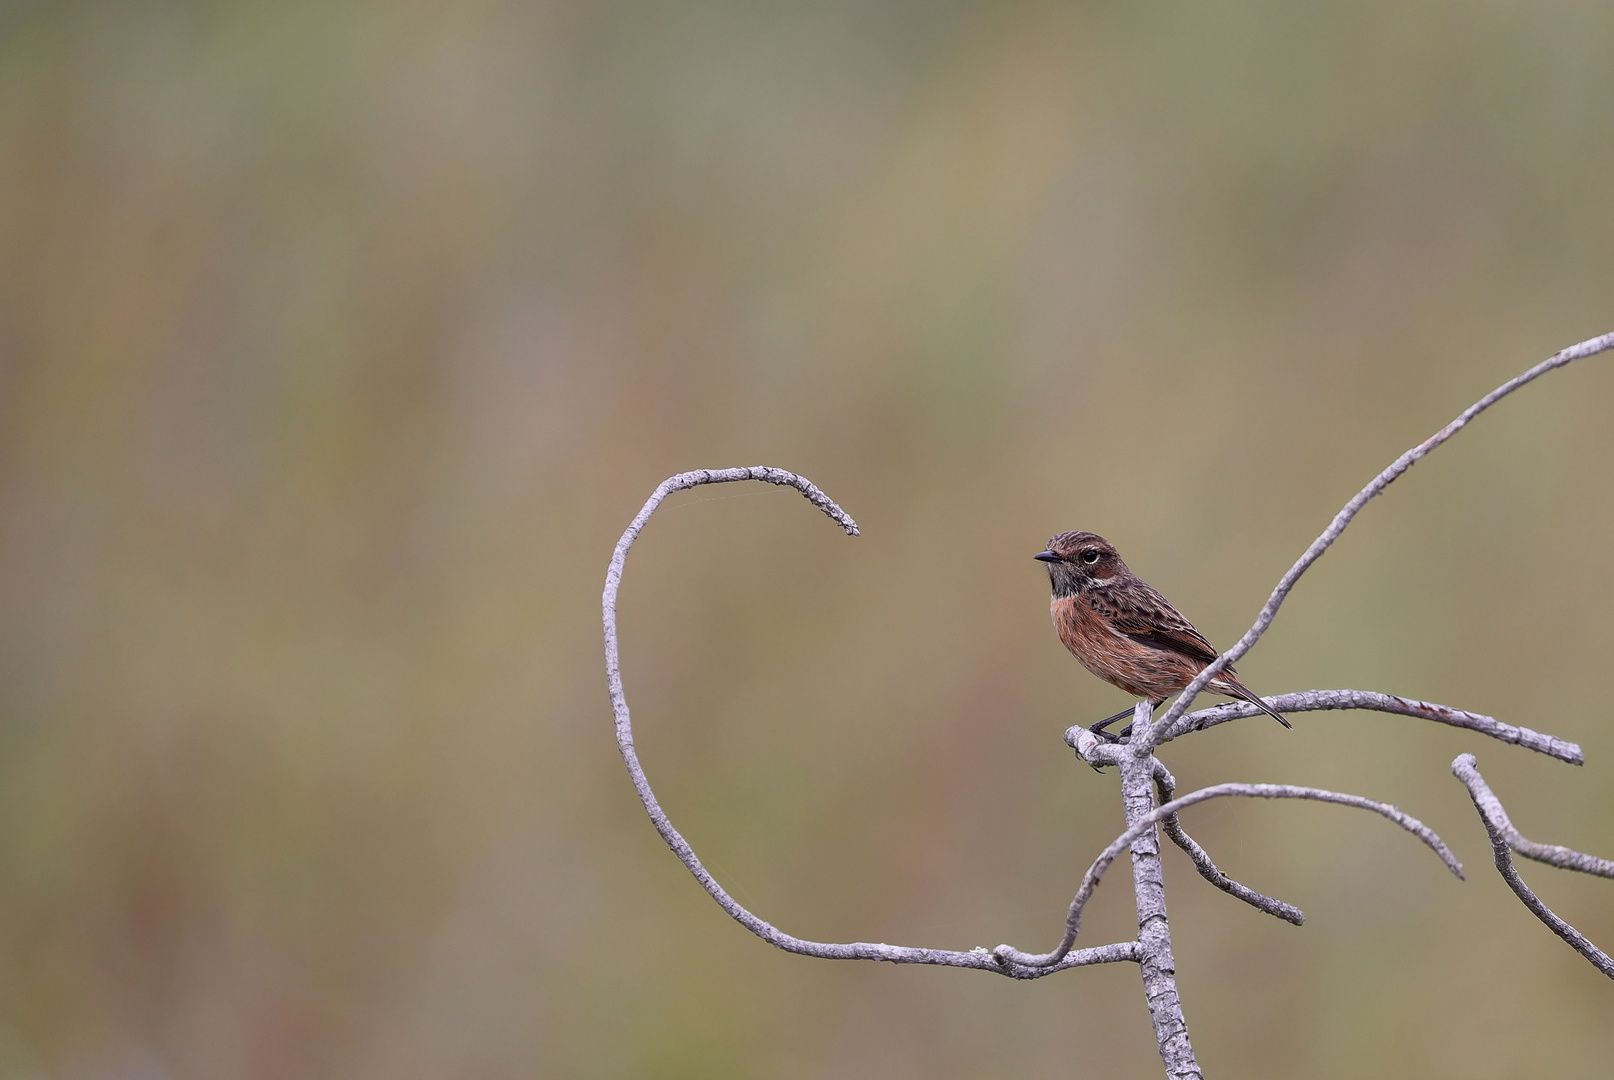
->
xmin=1451 ymin=754 xmax=1614 ymax=978
xmin=1454 ymin=760 xmax=1614 ymax=877
xmin=1128 ymin=689 xmax=1582 ymax=765
xmin=603 ymin=467 xmax=1139 ymax=980
xmin=1151 ymin=762 xmax=1305 ymax=926
xmin=995 ymin=778 xmax=1463 ymax=969
xmin=1143 ymin=331 xmax=1614 ymax=748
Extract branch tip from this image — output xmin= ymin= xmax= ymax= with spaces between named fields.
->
xmin=1451 ymin=754 xmax=1614 ymax=979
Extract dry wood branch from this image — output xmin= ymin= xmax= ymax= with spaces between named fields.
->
xmin=1118 ymin=713 xmax=1196 ymax=1079
xmin=1451 ymin=754 xmax=1614 ymax=978
xmin=1128 ymin=689 xmax=1582 ymax=765
xmin=1151 ymin=761 xmax=1305 ymax=926
xmin=994 ymin=778 xmax=1462 ymax=970
xmin=603 ymin=467 xmax=1139 ymax=980
xmin=1145 ymin=332 xmax=1614 ymax=748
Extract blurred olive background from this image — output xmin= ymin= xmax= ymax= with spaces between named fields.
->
xmin=1 ymin=1 xmax=1613 ymax=1077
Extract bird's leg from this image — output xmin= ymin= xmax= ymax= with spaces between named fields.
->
xmin=1111 ymin=700 xmax=1165 ymax=743
xmin=1089 ymin=706 xmax=1137 ymax=742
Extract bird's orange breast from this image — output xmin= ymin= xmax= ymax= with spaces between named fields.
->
xmin=1051 ymin=594 xmax=1202 ymax=700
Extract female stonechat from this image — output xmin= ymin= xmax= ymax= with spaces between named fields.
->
xmin=1035 ymin=531 xmax=1290 ymax=737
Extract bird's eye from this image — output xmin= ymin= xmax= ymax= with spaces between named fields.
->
xmin=1082 ymin=550 xmax=1101 ymax=564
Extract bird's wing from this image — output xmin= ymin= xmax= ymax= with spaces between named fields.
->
xmin=1088 ymin=580 xmax=1226 ymax=668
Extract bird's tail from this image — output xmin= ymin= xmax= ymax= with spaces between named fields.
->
xmin=1217 ymin=676 xmax=1293 ymax=729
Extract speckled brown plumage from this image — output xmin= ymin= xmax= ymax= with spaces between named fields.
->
xmin=1034 ymin=531 xmax=1291 ymax=730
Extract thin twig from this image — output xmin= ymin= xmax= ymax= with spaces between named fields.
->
xmin=1451 ymin=754 xmax=1614 ymax=978
xmin=1117 ymin=689 xmax=1582 ymax=765
xmin=1152 ymin=761 xmax=1305 ymax=925
xmin=994 ymin=778 xmax=1463 ymax=969
xmin=603 ymin=467 xmax=1139 ymax=979
xmin=1142 ymin=332 xmax=1614 ymax=749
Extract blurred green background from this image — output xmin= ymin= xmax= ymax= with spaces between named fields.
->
xmin=2 ymin=1 xmax=1613 ymax=1076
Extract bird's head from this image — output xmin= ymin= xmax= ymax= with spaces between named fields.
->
xmin=1034 ymin=531 xmax=1124 ymax=596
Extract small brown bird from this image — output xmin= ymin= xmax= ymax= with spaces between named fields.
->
xmin=1035 ymin=531 xmax=1290 ymax=737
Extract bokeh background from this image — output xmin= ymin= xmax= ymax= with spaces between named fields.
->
xmin=2 ymin=1 xmax=1613 ymax=1077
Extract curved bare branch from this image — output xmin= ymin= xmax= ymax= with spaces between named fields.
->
xmin=994 ymin=780 xmax=1463 ymax=969
xmin=602 ymin=467 xmax=1139 ymax=980
xmin=1151 ymin=762 xmax=1305 ymax=925
xmin=1142 ymin=332 xmax=1614 ymax=749
xmin=1451 ymin=754 xmax=1614 ymax=978
xmin=1123 ymin=689 xmax=1582 ymax=764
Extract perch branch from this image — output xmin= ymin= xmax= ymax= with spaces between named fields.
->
xmin=1143 ymin=331 xmax=1614 ymax=748
xmin=1121 ymin=689 xmax=1582 ymax=765
xmin=1451 ymin=754 xmax=1614 ymax=978
xmin=1151 ymin=761 xmax=1305 ymax=925
xmin=994 ymin=776 xmax=1462 ymax=970
xmin=603 ymin=467 xmax=1138 ymax=980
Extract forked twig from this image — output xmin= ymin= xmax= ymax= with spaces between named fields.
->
xmin=992 ymin=779 xmax=1462 ymax=969
xmin=1144 ymin=331 xmax=1614 ymax=747
xmin=1152 ymin=761 xmax=1305 ymax=925
xmin=1451 ymin=754 xmax=1614 ymax=978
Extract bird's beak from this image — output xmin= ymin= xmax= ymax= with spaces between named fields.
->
xmin=1033 ymin=550 xmax=1060 ymax=563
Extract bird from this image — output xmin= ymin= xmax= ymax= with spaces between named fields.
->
xmin=1034 ymin=530 xmax=1290 ymax=739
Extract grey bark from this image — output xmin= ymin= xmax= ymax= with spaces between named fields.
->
xmin=1122 ymin=703 xmax=1199 ymax=1079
